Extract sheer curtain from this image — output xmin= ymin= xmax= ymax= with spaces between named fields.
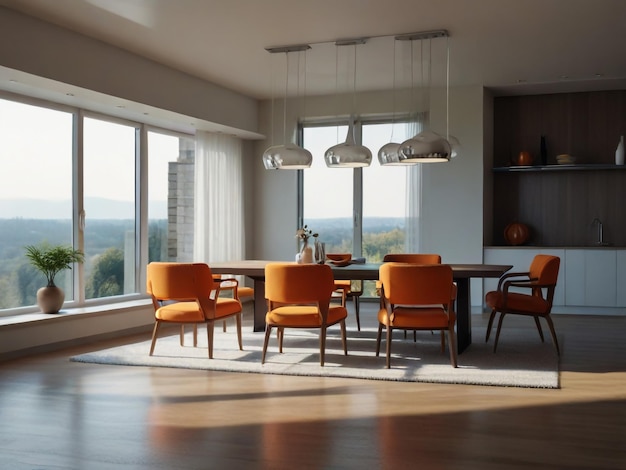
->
xmin=194 ymin=132 xmax=245 ymax=263
xmin=405 ymin=114 xmax=425 ymax=252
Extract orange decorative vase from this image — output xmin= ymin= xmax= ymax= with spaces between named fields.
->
xmin=516 ymin=151 xmax=533 ymax=166
xmin=504 ymin=222 xmax=529 ymax=246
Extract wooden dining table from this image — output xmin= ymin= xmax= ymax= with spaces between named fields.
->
xmin=210 ymin=260 xmax=512 ymax=354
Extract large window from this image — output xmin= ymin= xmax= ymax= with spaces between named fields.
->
xmin=0 ymin=99 xmax=74 ymax=309
xmin=302 ymin=119 xmax=415 ymax=260
xmin=0 ymin=95 xmax=195 ymax=314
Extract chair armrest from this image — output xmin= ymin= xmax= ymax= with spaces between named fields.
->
xmin=497 ymin=271 xmax=530 ymax=291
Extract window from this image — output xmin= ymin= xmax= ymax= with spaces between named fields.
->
xmin=0 ymin=98 xmax=74 ymax=309
xmin=301 ymin=118 xmax=419 ymax=296
xmin=0 ymin=95 xmax=195 ymax=314
xmin=302 ymin=119 xmax=416 ymax=258
xmin=147 ymin=131 xmax=195 ymax=263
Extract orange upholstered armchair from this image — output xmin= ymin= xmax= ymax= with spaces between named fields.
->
xmin=263 ymin=262 xmax=348 ymax=366
xmin=485 ymin=254 xmax=561 ymax=354
xmin=146 ymin=262 xmax=243 ymax=358
xmin=377 ymin=263 xmax=457 ymax=368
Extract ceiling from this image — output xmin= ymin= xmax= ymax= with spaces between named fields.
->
xmin=1 ymin=0 xmax=626 ymax=127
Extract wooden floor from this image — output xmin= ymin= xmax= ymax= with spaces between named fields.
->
xmin=1 ymin=304 xmax=625 ymax=470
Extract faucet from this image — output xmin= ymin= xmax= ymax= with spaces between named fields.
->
xmin=592 ymin=218 xmax=604 ymax=245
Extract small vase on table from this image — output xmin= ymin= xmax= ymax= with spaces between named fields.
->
xmin=300 ymin=240 xmax=313 ymax=264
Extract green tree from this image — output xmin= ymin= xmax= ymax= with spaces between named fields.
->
xmin=87 ymin=247 xmax=124 ymax=298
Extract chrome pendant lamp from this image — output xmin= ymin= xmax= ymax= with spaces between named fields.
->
xmin=324 ymin=39 xmax=372 ymax=168
xmin=262 ymin=45 xmax=313 ymax=170
xmin=394 ymin=30 xmax=456 ymax=164
xmin=377 ymin=37 xmax=402 ymax=165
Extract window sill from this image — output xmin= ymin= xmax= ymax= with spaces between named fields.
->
xmin=0 ymin=299 xmax=153 ymax=328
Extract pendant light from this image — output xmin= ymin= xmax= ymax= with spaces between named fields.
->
xmin=377 ymin=37 xmax=402 ymax=165
xmin=324 ymin=39 xmax=372 ymax=168
xmin=396 ymin=30 xmax=456 ymax=164
xmin=262 ymin=45 xmax=313 ymax=170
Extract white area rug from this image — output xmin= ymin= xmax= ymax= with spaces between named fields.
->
xmin=71 ymin=322 xmax=560 ymax=389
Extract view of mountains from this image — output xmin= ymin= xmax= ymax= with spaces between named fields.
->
xmin=0 ymin=197 xmax=167 ymax=219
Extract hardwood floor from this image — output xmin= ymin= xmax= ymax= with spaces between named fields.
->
xmin=1 ymin=304 xmax=625 ymax=469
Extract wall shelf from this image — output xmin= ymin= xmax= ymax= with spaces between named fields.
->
xmin=493 ymin=164 xmax=626 ymax=173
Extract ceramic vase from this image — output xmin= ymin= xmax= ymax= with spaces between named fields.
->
xmin=616 ymin=135 xmax=624 ymax=165
xmin=301 ymin=242 xmax=313 ymax=264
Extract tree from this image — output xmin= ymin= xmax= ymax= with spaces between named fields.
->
xmin=87 ymin=247 xmax=124 ymax=298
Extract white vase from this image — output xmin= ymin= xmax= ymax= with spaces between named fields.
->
xmin=616 ymin=135 xmax=625 ymax=165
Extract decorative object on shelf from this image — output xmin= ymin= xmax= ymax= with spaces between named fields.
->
xmin=515 ymin=151 xmax=533 ymax=166
xmin=616 ymin=135 xmax=624 ymax=166
xmin=262 ymin=45 xmax=313 ymax=170
xmin=24 ymin=242 xmax=85 ymax=314
xmin=296 ymin=225 xmax=317 ymax=264
xmin=540 ymin=135 xmax=547 ymax=165
xmin=504 ymin=222 xmax=530 ymax=246
xmin=556 ymin=154 xmax=576 ymax=165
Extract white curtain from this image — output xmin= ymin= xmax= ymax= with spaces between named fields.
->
xmin=405 ymin=114 xmax=425 ymax=252
xmin=194 ymin=132 xmax=245 ymax=263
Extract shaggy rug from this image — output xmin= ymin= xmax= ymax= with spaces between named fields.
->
xmin=71 ymin=322 xmax=560 ymax=389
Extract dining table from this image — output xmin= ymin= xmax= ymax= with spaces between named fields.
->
xmin=210 ymin=260 xmax=512 ymax=354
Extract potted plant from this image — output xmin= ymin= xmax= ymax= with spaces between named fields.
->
xmin=25 ymin=242 xmax=85 ymax=314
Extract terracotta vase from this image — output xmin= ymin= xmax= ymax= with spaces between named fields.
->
xmin=516 ymin=151 xmax=533 ymax=166
xmin=37 ymin=285 xmax=65 ymax=314
xmin=504 ymin=222 xmax=530 ymax=246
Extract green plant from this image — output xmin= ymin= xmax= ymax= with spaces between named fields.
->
xmin=24 ymin=243 xmax=85 ymax=287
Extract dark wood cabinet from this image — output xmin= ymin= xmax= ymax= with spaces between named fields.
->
xmin=492 ymin=91 xmax=626 ymax=247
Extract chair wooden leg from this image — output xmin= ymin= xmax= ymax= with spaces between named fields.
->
xmin=193 ymin=324 xmax=198 ymax=347
xmin=544 ymin=315 xmax=561 ymax=355
xmin=149 ymin=321 xmax=161 ymax=356
xmin=340 ymin=320 xmax=348 ymax=355
xmin=375 ymin=324 xmax=383 ymax=356
xmin=223 ymin=320 xmax=227 ymax=332
xmin=278 ymin=327 xmax=284 ymax=353
xmin=207 ymin=322 xmax=214 ymax=359
xmin=386 ymin=325 xmax=393 ymax=369
xmin=494 ymin=312 xmax=507 ymax=352
xmin=180 ymin=325 xmax=185 ymax=346
xmin=236 ymin=314 xmax=243 ymax=351
xmin=533 ymin=316 xmax=545 ymax=342
xmin=485 ymin=309 xmax=497 ymax=341
xmin=261 ymin=326 xmax=272 ymax=364
xmin=354 ymin=297 xmax=361 ymax=331
xmin=319 ymin=327 xmax=327 ymax=366
xmin=448 ymin=326 xmax=458 ymax=368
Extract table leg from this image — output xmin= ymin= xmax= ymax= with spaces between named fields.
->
xmin=455 ymin=278 xmax=471 ymax=354
xmin=251 ymin=278 xmax=266 ymax=332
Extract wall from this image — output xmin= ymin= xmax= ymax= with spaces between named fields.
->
xmin=0 ymin=6 xmax=260 ymax=136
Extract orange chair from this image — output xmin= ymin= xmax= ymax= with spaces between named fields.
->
xmin=377 ymin=263 xmax=457 ymax=368
xmin=376 ymin=253 xmax=442 ymax=293
xmin=485 ymin=254 xmax=561 ymax=354
xmin=333 ymin=279 xmax=364 ymax=330
xmin=146 ymin=262 xmax=243 ymax=358
xmin=263 ymin=263 xmax=348 ymax=366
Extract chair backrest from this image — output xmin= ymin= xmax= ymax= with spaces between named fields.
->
xmin=382 ymin=253 xmax=442 ymax=264
xmin=379 ymin=263 xmax=454 ymax=305
xmin=265 ymin=263 xmax=335 ymax=305
xmin=147 ymin=262 xmax=213 ymax=301
xmin=529 ymin=255 xmax=560 ymax=285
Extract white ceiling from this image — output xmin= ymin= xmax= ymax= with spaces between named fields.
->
xmin=1 ymin=0 xmax=626 ymax=120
